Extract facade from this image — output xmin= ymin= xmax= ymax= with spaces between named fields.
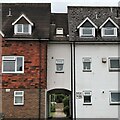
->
xmin=0 ymin=3 xmax=120 ymax=119
xmin=1 ymin=3 xmax=50 ymax=119
xmin=68 ymin=7 xmax=120 ymax=119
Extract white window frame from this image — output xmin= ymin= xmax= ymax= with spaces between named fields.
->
xmin=14 ymin=91 xmax=24 ymax=105
xmin=56 ymin=28 xmax=63 ymax=35
xmin=83 ymin=91 xmax=92 ymax=105
xmin=80 ymin=27 xmax=95 ymax=37
xmin=2 ymin=56 xmax=24 ymax=73
xmin=55 ymin=59 xmax=64 ymax=73
xmin=14 ymin=24 xmax=32 ymax=35
xmin=109 ymin=57 xmax=120 ymax=71
xmin=109 ymin=91 xmax=120 ymax=105
xmin=82 ymin=57 xmax=92 ymax=72
xmin=101 ymin=27 xmax=117 ymax=37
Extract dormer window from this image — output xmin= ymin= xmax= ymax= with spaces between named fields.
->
xmin=56 ymin=28 xmax=63 ymax=35
xmin=101 ymin=27 xmax=117 ymax=37
xmin=100 ymin=17 xmax=119 ymax=37
xmin=80 ymin=27 xmax=95 ymax=37
xmin=12 ymin=14 xmax=33 ymax=35
xmin=15 ymin=24 xmax=31 ymax=34
xmin=77 ymin=17 xmax=97 ymax=38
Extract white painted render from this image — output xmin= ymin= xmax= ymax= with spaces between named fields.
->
xmin=75 ymin=44 xmax=119 ymax=118
xmin=47 ymin=43 xmax=71 ymax=91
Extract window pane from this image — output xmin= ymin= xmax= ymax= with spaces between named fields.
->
xmin=83 ymin=62 xmax=90 ymax=70
xmin=15 ymin=96 xmax=22 ymax=104
xmin=17 ymin=25 xmax=22 ymax=32
xmin=110 ymin=59 xmax=120 ymax=68
xmin=105 ymin=29 xmax=114 ymax=35
xmin=111 ymin=93 xmax=120 ymax=102
xmin=17 ymin=57 xmax=23 ymax=71
xmin=83 ymin=29 xmax=92 ymax=35
xmin=84 ymin=96 xmax=91 ymax=103
xmin=56 ymin=64 xmax=63 ymax=71
xmin=3 ymin=61 xmax=15 ymax=72
xmin=15 ymin=92 xmax=23 ymax=95
xmin=23 ymin=24 xmax=29 ymax=33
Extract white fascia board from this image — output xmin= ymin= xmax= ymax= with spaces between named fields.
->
xmin=99 ymin=17 xmax=119 ymax=29
xmin=0 ymin=30 xmax=4 ymax=37
xmin=12 ymin=14 xmax=34 ymax=26
xmin=77 ymin=17 xmax=98 ymax=29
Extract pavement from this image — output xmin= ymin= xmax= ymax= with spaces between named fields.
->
xmin=52 ymin=103 xmax=66 ymax=118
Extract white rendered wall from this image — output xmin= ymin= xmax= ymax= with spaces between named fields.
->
xmin=75 ymin=44 xmax=119 ymax=118
xmin=47 ymin=43 xmax=71 ymax=91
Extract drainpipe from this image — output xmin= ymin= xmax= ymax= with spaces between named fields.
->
xmin=73 ymin=41 xmax=76 ymax=119
xmin=71 ymin=42 xmax=76 ymax=119
xmin=39 ymin=40 xmax=42 ymax=120
xmin=70 ymin=43 xmax=73 ymax=119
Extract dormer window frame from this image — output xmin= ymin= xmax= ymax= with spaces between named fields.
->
xmin=100 ymin=17 xmax=119 ymax=37
xmin=80 ymin=27 xmax=95 ymax=37
xmin=12 ymin=14 xmax=33 ymax=35
xmin=77 ymin=17 xmax=98 ymax=38
xmin=101 ymin=27 xmax=117 ymax=37
xmin=14 ymin=24 xmax=32 ymax=35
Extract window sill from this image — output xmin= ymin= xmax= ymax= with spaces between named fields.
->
xmin=109 ymin=69 xmax=120 ymax=72
xmin=110 ymin=103 xmax=120 ymax=105
xmin=83 ymin=103 xmax=92 ymax=105
xmin=55 ymin=71 xmax=64 ymax=73
xmin=14 ymin=104 xmax=24 ymax=106
xmin=83 ymin=70 xmax=92 ymax=72
xmin=2 ymin=72 xmax=24 ymax=74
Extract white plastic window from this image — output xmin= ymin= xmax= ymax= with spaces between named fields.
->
xmin=14 ymin=91 xmax=24 ymax=105
xmin=2 ymin=56 xmax=24 ymax=73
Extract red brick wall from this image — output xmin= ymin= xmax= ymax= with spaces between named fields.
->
xmin=2 ymin=89 xmax=46 ymax=119
xmin=2 ymin=40 xmax=47 ymax=89
xmin=2 ymin=39 xmax=47 ymax=119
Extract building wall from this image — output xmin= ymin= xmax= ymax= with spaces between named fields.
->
xmin=47 ymin=43 xmax=71 ymax=91
xmin=75 ymin=44 xmax=119 ymax=118
xmin=2 ymin=39 xmax=47 ymax=118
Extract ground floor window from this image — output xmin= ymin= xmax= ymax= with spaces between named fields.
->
xmin=14 ymin=91 xmax=24 ymax=105
xmin=83 ymin=91 xmax=92 ymax=105
xmin=110 ymin=91 xmax=120 ymax=105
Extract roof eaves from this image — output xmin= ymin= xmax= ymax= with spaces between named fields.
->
xmin=12 ymin=14 xmax=34 ymax=26
xmin=77 ymin=17 xmax=98 ymax=29
xmin=0 ymin=30 xmax=5 ymax=37
xmin=99 ymin=17 xmax=119 ymax=29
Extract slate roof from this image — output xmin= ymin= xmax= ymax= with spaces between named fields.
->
xmin=68 ymin=6 xmax=120 ymax=42
xmin=2 ymin=3 xmax=51 ymax=39
xmin=50 ymin=13 xmax=68 ymax=41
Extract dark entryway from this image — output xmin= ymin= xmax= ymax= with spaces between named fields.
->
xmin=47 ymin=89 xmax=72 ymax=119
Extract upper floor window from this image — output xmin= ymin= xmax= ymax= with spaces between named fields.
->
xmin=14 ymin=24 xmax=31 ymax=35
xmin=56 ymin=28 xmax=63 ymax=35
xmin=80 ymin=27 xmax=95 ymax=37
xmin=100 ymin=17 xmax=119 ymax=37
xmin=2 ymin=56 xmax=24 ymax=73
xmin=56 ymin=59 xmax=64 ymax=73
xmin=77 ymin=17 xmax=97 ymax=38
xmin=110 ymin=91 xmax=120 ymax=105
xmin=83 ymin=57 xmax=92 ymax=72
xmin=12 ymin=14 xmax=33 ymax=35
xmin=109 ymin=57 xmax=120 ymax=71
xmin=14 ymin=91 xmax=24 ymax=105
xmin=101 ymin=27 xmax=117 ymax=37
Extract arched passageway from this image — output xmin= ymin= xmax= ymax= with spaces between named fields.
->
xmin=47 ymin=89 xmax=72 ymax=119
